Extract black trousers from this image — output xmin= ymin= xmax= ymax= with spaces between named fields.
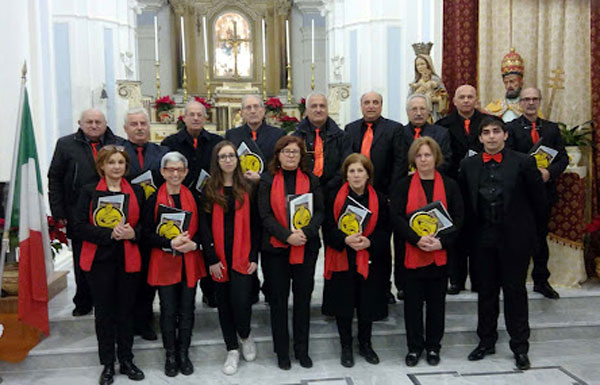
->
xmin=335 ymin=316 xmax=372 ymax=348
xmin=86 ymin=260 xmax=140 ymax=365
xmin=404 ymin=264 xmax=447 ymax=354
xmin=215 ymin=270 xmax=253 ymax=351
xmin=72 ymin=239 xmax=93 ymax=310
xmin=157 ymin=278 xmax=197 ymax=353
xmin=531 ymin=206 xmax=552 ymax=285
xmin=393 ymin=235 xmax=406 ymax=292
xmin=133 ymin=247 xmax=156 ymax=332
xmin=199 ymin=276 xmax=215 ymax=301
xmin=264 ymin=251 xmax=317 ymax=358
xmin=447 ymin=242 xmax=479 ymax=291
xmin=476 ymin=245 xmax=530 ymax=354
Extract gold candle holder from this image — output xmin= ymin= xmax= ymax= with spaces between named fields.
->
xmin=155 ymin=61 xmax=161 ymax=99
xmin=205 ymin=62 xmax=211 ymax=100
xmin=286 ymin=64 xmax=292 ymax=103
xmin=311 ymin=63 xmax=315 ymax=91
xmin=262 ymin=64 xmax=267 ymax=100
xmin=182 ymin=61 xmax=188 ymax=102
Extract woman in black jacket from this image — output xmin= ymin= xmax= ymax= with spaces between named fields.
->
xmin=322 ymin=153 xmax=389 ymax=368
xmin=257 ymin=135 xmax=324 ymax=370
xmin=73 ymin=145 xmax=145 ymax=385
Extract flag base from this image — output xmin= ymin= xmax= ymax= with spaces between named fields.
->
xmin=0 ymin=270 xmax=68 ymax=314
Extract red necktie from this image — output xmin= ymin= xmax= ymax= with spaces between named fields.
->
xmin=90 ymin=142 xmax=99 ymax=159
xmin=313 ymin=128 xmax=324 ymax=177
xmin=360 ymin=123 xmax=373 ymax=158
xmin=414 ymin=127 xmax=422 ymax=139
xmin=251 ymin=130 xmax=257 ymax=141
xmin=530 ymin=122 xmax=540 ymax=144
xmin=483 ymin=152 xmax=503 ymax=163
xmin=193 ymin=138 xmax=198 ymax=149
xmin=136 ymin=146 xmax=145 ymax=169
xmin=464 ymin=119 xmax=471 ymax=135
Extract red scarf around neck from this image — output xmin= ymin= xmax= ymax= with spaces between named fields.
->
xmin=211 ymin=190 xmax=252 ymax=282
xmin=324 ymin=183 xmax=379 ymax=280
xmin=147 ymin=183 xmax=206 ymax=288
xmin=404 ymin=171 xmax=447 ymax=269
xmin=270 ymin=168 xmax=310 ymax=264
xmin=80 ymin=178 xmax=141 ymax=272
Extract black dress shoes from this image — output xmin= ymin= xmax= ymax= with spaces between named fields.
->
xmin=359 ymin=344 xmax=380 ymax=364
xmin=341 ymin=346 xmax=354 ymax=367
xmin=405 ymin=351 xmax=421 ymax=367
xmin=72 ymin=306 xmax=92 ymax=317
xmin=297 ymin=354 xmax=313 ymax=368
xmin=468 ymin=345 xmax=495 ymax=361
xmin=515 ymin=353 xmax=531 ymax=370
xmin=426 ymin=350 xmax=440 ymax=366
xmin=164 ymin=352 xmax=178 ymax=377
xmin=119 ymin=360 xmax=144 ymax=381
xmin=136 ymin=327 xmax=158 ymax=341
xmin=179 ymin=352 xmax=194 ymax=375
xmin=202 ymin=294 xmax=218 ymax=308
xmin=534 ymin=282 xmax=560 ymax=299
xmin=99 ymin=364 xmax=114 ymax=385
xmin=447 ymin=284 xmax=464 ymax=295
xmin=386 ymin=291 xmax=396 ymax=304
xmin=277 ymin=355 xmax=291 ymax=370
xmin=396 ymin=290 xmax=405 ymax=301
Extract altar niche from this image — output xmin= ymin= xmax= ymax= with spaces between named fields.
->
xmin=214 ymin=12 xmax=253 ymax=79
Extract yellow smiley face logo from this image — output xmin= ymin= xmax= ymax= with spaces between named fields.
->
xmin=240 ymin=154 xmax=262 ymax=173
xmin=141 ymin=182 xmax=157 ymax=199
xmin=533 ymin=153 xmax=549 ymax=169
xmin=410 ymin=212 xmax=438 ymax=236
xmin=94 ymin=203 xmax=124 ymax=229
xmin=339 ymin=212 xmax=360 ymax=235
xmin=157 ymin=220 xmax=182 ymax=240
xmin=293 ymin=206 xmax=311 ymax=229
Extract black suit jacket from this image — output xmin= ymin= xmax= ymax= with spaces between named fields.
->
xmin=225 ymin=122 xmax=285 ymax=166
xmin=403 ymin=122 xmax=452 ymax=174
xmin=458 ymin=149 xmax=547 ymax=258
xmin=436 ymin=109 xmax=489 ymax=179
xmin=506 ymin=115 xmax=568 ymax=205
xmin=344 ymin=117 xmax=407 ymax=196
xmin=124 ymin=140 xmax=170 ymax=187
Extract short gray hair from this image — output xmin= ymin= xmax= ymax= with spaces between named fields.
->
xmin=123 ymin=107 xmax=149 ymax=126
xmin=161 ymin=151 xmax=188 ymax=169
xmin=241 ymin=95 xmax=264 ymax=109
xmin=183 ymin=100 xmax=207 ymax=117
xmin=520 ymin=86 xmax=542 ymax=100
xmin=360 ymin=91 xmax=383 ymax=104
xmin=406 ymin=93 xmax=432 ymax=113
xmin=79 ymin=108 xmax=106 ymax=122
xmin=306 ymin=92 xmax=328 ymax=107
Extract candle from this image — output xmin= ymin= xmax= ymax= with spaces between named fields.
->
xmin=154 ymin=15 xmax=159 ymax=62
xmin=311 ymin=19 xmax=314 ymax=64
xmin=285 ymin=19 xmax=290 ymax=65
xmin=203 ymin=16 xmax=209 ymax=62
xmin=180 ymin=16 xmax=186 ymax=62
xmin=262 ymin=18 xmax=266 ymax=65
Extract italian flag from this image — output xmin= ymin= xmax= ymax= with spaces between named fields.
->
xmin=5 ymin=87 xmax=51 ymax=335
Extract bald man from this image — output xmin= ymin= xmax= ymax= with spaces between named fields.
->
xmin=48 ymin=108 xmax=125 ymax=316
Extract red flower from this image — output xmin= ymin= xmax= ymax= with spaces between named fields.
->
xmin=300 ymin=98 xmax=306 ymax=104
xmin=194 ymin=96 xmax=212 ymax=111
xmin=279 ymin=115 xmax=299 ymax=123
xmin=265 ymin=97 xmax=283 ymax=112
xmin=586 ymin=216 xmax=600 ymax=233
xmin=47 ymin=216 xmax=68 ymax=244
xmin=154 ymin=95 xmax=176 ymax=112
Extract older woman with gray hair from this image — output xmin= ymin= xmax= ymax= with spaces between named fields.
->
xmin=143 ymin=151 xmax=206 ymax=378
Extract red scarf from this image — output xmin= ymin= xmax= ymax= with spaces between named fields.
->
xmin=324 ymin=183 xmax=379 ymax=280
xmin=80 ymin=178 xmax=141 ymax=272
xmin=147 ymin=184 xmax=206 ymax=288
xmin=211 ymin=191 xmax=252 ymax=282
xmin=270 ymin=168 xmax=310 ymax=264
xmin=404 ymin=171 xmax=447 ymax=269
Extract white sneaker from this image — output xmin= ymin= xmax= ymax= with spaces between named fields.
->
xmin=240 ymin=335 xmax=257 ymax=361
xmin=222 ymin=350 xmax=240 ymax=375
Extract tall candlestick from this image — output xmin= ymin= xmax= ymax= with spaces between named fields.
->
xmin=285 ymin=19 xmax=290 ymax=65
xmin=203 ymin=16 xmax=209 ymax=61
xmin=180 ymin=16 xmax=186 ymax=62
xmin=311 ymin=19 xmax=314 ymax=64
xmin=154 ymin=15 xmax=159 ymax=62
xmin=262 ymin=18 xmax=266 ymax=65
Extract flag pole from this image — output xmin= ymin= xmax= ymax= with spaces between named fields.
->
xmin=0 ymin=61 xmax=27 ymax=292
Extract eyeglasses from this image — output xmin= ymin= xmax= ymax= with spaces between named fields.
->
xmin=521 ymin=97 xmax=540 ymax=103
xmin=163 ymin=167 xmax=186 ymax=174
xmin=218 ymin=153 xmax=236 ymax=161
xmin=281 ymin=149 xmax=300 ymax=156
xmin=101 ymin=145 xmax=126 ymax=152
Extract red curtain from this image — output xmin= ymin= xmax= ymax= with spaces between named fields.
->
xmin=442 ymin=0 xmax=479 ymax=107
xmin=591 ymin=0 xmax=600 ymax=216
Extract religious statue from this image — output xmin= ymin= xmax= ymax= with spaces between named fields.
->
xmin=409 ymin=42 xmax=449 ymax=122
xmin=485 ymin=48 xmax=525 ymax=122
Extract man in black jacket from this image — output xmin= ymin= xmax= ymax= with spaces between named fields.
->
xmin=345 ymin=91 xmax=406 ymax=304
xmin=506 ymin=87 xmax=568 ymax=299
xmin=48 ymin=108 xmax=124 ymax=316
xmin=459 ymin=117 xmax=547 ymax=371
xmin=292 ymin=93 xmax=351 ymax=199
xmin=123 ymin=107 xmax=169 ymax=340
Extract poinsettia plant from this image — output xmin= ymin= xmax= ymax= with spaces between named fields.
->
xmin=154 ymin=95 xmax=176 ymax=113
xmin=176 ymin=115 xmax=186 ymax=131
xmin=265 ymin=97 xmax=283 ymax=114
xmin=194 ymin=96 xmax=212 ymax=112
xmin=48 ymin=216 xmax=68 ymax=259
xmin=298 ymin=98 xmax=306 ymax=116
xmin=279 ymin=115 xmax=300 ymax=133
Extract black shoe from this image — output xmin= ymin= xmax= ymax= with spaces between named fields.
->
xmin=468 ymin=345 xmax=495 ymax=361
xmin=341 ymin=346 xmax=354 ymax=367
xmin=297 ymin=354 xmax=313 ymax=368
xmin=136 ymin=327 xmax=157 ymax=341
xmin=179 ymin=352 xmax=194 ymax=375
xmin=164 ymin=352 xmax=178 ymax=377
xmin=277 ymin=355 xmax=291 ymax=370
xmin=426 ymin=350 xmax=440 ymax=366
xmin=515 ymin=353 xmax=531 ymax=370
xmin=447 ymin=284 xmax=464 ymax=295
xmin=72 ymin=306 xmax=92 ymax=317
xmin=533 ymin=282 xmax=560 ymax=299
xmin=359 ymin=344 xmax=379 ymax=364
xmin=99 ymin=364 xmax=114 ymax=385
xmin=405 ymin=352 xmax=421 ymax=367
xmin=119 ymin=360 xmax=144 ymax=381
xmin=396 ymin=290 xmax=405 ymax=301
xmin=387 ymin=291 xmax=396 ymax=304
xmin=202 ymin=294 xmax=218 ymax=308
